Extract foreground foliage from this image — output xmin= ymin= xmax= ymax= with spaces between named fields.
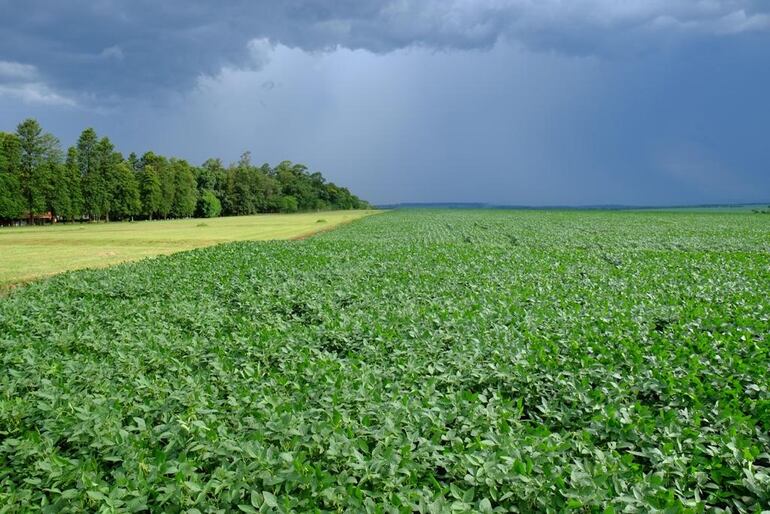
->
xmin=1 ymin=210 xmax=769 ymax=512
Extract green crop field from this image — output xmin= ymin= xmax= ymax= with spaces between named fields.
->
xmin=0 ymin=211 xmax=377 ymax=289
xmin=1 ymin=210 xmax=769 ymax=512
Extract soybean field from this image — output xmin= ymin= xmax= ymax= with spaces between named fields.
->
xmin=1 ymin=209 xmax=769 ymax=512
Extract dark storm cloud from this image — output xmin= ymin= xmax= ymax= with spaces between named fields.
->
xmin=2 ymin=0 xmax=770 ymax=99
xmin=2 ymin=1 xmax=769 ymax=206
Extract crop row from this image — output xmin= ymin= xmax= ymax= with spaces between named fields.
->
xmin=1 ymin=210 xmax=769 ymax=512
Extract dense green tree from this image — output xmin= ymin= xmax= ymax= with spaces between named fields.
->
xmin=2 ymin=119 xmax=368 ymax=223
xmin=171 ymin=159 xmax=197 ymax=218
xmin=78 ymin=128 xmax=104 ymax=221
xmin=308 ymin=171 xmax=329 ymax=210
xmin=277 ymin=195 xmax=298 ymax=213
xmin=127 ymin=152 xmax=140 ymax=172
xmin=138 ymin=165 xmax=162 ymax=220
xmin=0 ymin=132 xmax=21 ymax=175
xmin=0 ymin=173 xmax=23 ymax=221
xmin=0 ymin=133 xmax=23 ymax=220
xmin=222 ymin=153 xmax=280 ymax=215
xmin=158 ymin=164 xmax=175 ymax=219
xmin=197 ymin=190 xmax=222 ymax=218
xmin=197 ymin=158 xmax=224 ymax=191
xmin=16 ymin=119 xmax=54 ymax=223
xmin=76 ymin=128 xmax=98 ymax=176
xmin=87 ymin=137 xmax=118 ymax=221
xmin=63 ymin=147 xmax=84 ymax=221
xmin=274 ymin=161 xmax=319 ymax=211
xmin=41 ymin=161 xmax=73 ymax=220
xmin=110 ymin=162 xmax=141 ymax=220
xmin=140 ymin=152 xmax=175 ymax=219
xmin=324 ymin=183 xmax=367 ymax=210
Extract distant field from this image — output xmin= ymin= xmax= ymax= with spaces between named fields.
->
xmin=1 ymin=210 xmax=769 ymax=511
xmin=630 ymin=204 xmax=770 ymax=213
xmin=0 ymin=210 xmax=377 ymax=287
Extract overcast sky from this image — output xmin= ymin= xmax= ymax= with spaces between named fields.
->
xmin=1 ymin=0 xmax=769 ymax=205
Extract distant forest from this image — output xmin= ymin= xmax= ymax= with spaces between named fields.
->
xmin=0 ymin=119 xmax=369 ymax=224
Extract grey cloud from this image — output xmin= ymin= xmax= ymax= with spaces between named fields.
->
xmin=0 ymin=82 xmax=76 ymax=106
xmin=247 ymin=39 xmax=275 ymax=70
xmin=2 ymin=33 xmax=768 ymax=206
xmin=79 ymin=39 xmax=763 ymax=206
xmin=0 ymin=60 xmax=39 ymax=81
xmin=1 ymin=0 xmax=769 ymax=101
xmin=0 ymin=60 xmax=76 ymax=106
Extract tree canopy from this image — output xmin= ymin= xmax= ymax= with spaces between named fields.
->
xmin=0 ymin=119 xmax=369 ymax=223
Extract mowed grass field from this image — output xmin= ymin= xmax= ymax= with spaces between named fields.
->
xmin=0 ymin=210 xmax=377 ymax=288
xmin=1 ymin=210 xmax=770 ymax=511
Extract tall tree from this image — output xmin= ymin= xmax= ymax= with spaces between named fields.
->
xmin=197 ymin=158 xmax=222 ymax=191
xmin=127 ymin=152 xmax=140 ymax=172
xmin=199 ymin=158 xmax=228 ymax=210
xmin=140 ymin=152 xmax=175 ymax=219
xmin=275 ymin=161 xmax=318 ymax=211
xmin=171 ymin=159 xmax=197 ymax=218
xmin=37 ymin=133 xmax=66 ymax=221
xmin=223 ymin=153 xmax=280 ymax=215
xmin=110 ymin=162 xmax=141 ymax=220
xmin=197 ymin=190 xmax=222 ymax=218
xmin=138 ymin=164 xmax=161 ymax=220
xmin=63 ymin=147 xmax=84 ymax=221
xmin=15 ymin=119 xmax=51 ymax=223
xmin=0 ymin=132 xmax=21 ymax=174
xmin=41 ymin=160 xmax=72 ymax=221
xmin=0 ymin=133 xmax=23 ymax=220
xmin=5 ymin=119 xmax=369 ymax=223
xmin=0 ymin=172 xmax=22 ymax=221
xmin=92 ymin=137 xmax=117 ymax=221
xmin=78 ymin=128 xmax=101 ymax=221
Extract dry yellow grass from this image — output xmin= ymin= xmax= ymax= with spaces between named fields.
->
xmin=0 ymin=210 xmax=378 ymax=287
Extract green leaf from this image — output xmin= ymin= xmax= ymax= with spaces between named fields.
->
xmin=87 ymin=490 xmax=107 ymax=501
xmin=262 ymin=491 xmax=278 ymax=508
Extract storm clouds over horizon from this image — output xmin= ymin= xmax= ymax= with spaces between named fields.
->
xmin=1 ymin=0 xmax=769 ymax=205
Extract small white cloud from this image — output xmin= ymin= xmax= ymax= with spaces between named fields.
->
xmin=713 ymin=10 xmax=770 ymax=35
xmin=194 ymin=38 xmax=277 ymax=91
xmin=0 ymin=59 xmax=77 ymax=106
xmin=0 ymin=60 xmax=39 ymax=81
xmin=0 ymin=82 xmax=76 ymax=107
xmin=100 ymin=45 xmax=125 ymax=60
xmin=647 ymin=8 xmax=770 ymax=35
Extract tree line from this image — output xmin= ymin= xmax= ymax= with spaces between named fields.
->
xmin=0 ymin=119 xmax=369 ymax=224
